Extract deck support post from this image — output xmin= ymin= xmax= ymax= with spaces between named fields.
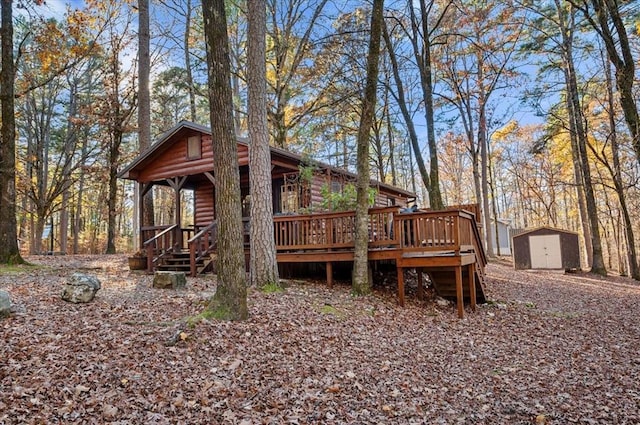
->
xmin=396 ymin=266 xmax=405 ymax=306
xmin=326 ymin=261 xmax=333 ymax=287
xmin=417 ymin=268 xmax=424 ymax=301
xmin=455 ymin=265 xmax=464 ymax=318
xmin=468 ymin=263 xmax=476 ymax=311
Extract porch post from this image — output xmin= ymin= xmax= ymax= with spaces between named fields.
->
xmin=167 ymin=176 xmax=188 ymax=250
xmin=138 ymin=182 xmax=144 ymax=250
xmin=396 ymin=265 xmax=405 ymax=306
xmin=455 ymin=265 xmax=464 ymax=319
xmin=417 ymin=268 xmax=424 ymax=301
xmin=174 ymin=181 xmax=182 ymax=249
xmin=139 ymin=183 xmax=153 ymax=250
xmin=468 ymin=263 xmax=476 ymax=311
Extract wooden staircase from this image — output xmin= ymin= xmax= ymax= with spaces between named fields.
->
xmin=157 ymin=250 xmax=213 ymax=275
xmin=427 ymin=267 xmax=486 ymax=303
xmin=427 ymin=213 xmax=488 ymax=304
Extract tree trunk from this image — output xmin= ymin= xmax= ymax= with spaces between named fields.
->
xmin=565 ymin=58 xmax=606 ymax=275
xmin=603 ymin=56 xmax=639 ymax=279
xmin=413 ymin=0 xmax=445 ymax=209
xmin=184 ymin=0 xmax=197 ymax=121
xmin=381 ymin=20 xmax=432 ymax=200
xmin=384 ymin=85 xmax=397 ymax=186
xmin=579 ymin=0 xmax=640 ymax=169
xmin=138 ymin=0 xmax=154 ymax=229
xmin=60 ymin=76 xmax=82 ymax=255
xmin=203 ymin=0 xmax=248 ymax=320
xmin=0 ymin=0 xmax=23 ymax=264
xmin=248 ymin=0 xmax=279 ymax=288
xmin=73 ymin=133 xmax=89 ymax=254
xmin=106 ymin=129 xmax=122 ymax=254
xmin=352 ymin=0 xmax=384 ymax=295
xmin=557 ymin=2 xmax=605 ymax=275
xmin=478 ymin=99 xmax=494 ymax=258
xmin=488 ymin=142 xmax=501 ymax=256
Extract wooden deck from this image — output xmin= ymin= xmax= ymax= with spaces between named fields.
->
xmin=142 ymin=206 xmax=487 ymax=318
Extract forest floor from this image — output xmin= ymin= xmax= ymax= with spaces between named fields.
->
xmin=1 ymin=255 xmax=639 ymax=424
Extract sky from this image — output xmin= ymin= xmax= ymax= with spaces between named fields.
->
xmin=35 ymin=0 xmax=85 ymax=19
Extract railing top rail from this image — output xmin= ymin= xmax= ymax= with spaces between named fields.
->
xmin=395 ymin=208 xmax=466 ymax=219
xmin=188 ymin=221 xmax=217 ymax=244
xmin=141 ymin=224 xmax=172 ymax=232
xmin=273 ymin=206 xmax=400 ymax=222
xmin=143 ymin=223 xmax=178 ymax=247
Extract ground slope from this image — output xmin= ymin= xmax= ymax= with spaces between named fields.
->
xmin=1 ymin=256 xmax=639 ymax=424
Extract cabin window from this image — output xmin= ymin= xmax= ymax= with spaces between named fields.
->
xmin=187 ymin=135 xmax=202 ymax=160
xmin=280 ymin=172 xmax=312 ymax=213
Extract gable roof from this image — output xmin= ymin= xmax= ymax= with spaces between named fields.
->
xmin=118 ymin=120 xmax=416 ymax=199
xmin=512 ymin=226 xmax=579 ymax=240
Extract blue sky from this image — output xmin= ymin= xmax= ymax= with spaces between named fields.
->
xmin=38 ymin=0 xmax=85 ymax=18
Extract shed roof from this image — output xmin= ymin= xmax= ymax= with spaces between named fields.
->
xmin=118 ymin=120 xmax=416 ymax=199
xmin=512 ymin=226 xmax=579 ymax=240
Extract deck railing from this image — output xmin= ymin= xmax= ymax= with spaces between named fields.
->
xmin=393 ymin=208 xmax=478 ymax=254
xmin=144 ymin=206 xmax=485 ymax=276
xmin=273 ymin=206 xmax=399 ymax=251
xmin=272 ymin=207 xmax=484 ymax=257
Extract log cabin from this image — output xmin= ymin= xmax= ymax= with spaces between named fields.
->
xmin=119 ymin=121 xmax=487 ymax=317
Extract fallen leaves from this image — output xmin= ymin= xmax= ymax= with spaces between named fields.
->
xmin=1 ymin=255 xmax=640 ymax=423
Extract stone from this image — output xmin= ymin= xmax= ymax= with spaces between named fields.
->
xmin=61 ymin=273 xmax=101 ymax=303
xmin=435 ymin=296 xmax=450 ymax=307
xmin=153 ymin=271 xmax=186 ymax=289
xmin=0 ymin=290 xmax=11 ymax=318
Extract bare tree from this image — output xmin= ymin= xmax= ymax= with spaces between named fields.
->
xmin=266 ymin=0 xmax=329 ymax=148
xmin=571 ymin=0 xmax=640 ymax=169
xmin=437 ymin=0 xmax=524 ymax=257
xmin=101 ymin=3 xmax=138 ymax=254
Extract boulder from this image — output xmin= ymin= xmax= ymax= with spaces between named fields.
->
xmin=0 ymin=290 xmax=11 ymax=318
xmin=61 ymin=273 xmax=101 ymax=303
xmin=153 ymin=271 xmax=186 ymax=289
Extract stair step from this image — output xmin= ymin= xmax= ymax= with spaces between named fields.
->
xmin=158 ymin=264 xmax=192 ymax=271
xmin=164 ymin=258 xmax=192 ymax=264
xmin=427 ymin=269 xmax=486 ymax=304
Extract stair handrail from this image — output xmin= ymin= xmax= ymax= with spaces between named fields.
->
xmin=188 ymin=221 xmax=218 ymax=277
xmin=187 ymin=221 xmax=217 ymax=245
xmin=143 ymin=224 xmax=179 ymax=271
xmin=465 ymin=213 xmax=487 ymax=267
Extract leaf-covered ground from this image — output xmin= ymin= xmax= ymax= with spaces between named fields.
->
xmin=1 ymin=255 xmax=639 ymax=424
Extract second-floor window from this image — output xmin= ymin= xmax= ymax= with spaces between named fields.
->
xmin=187 ymin=135 xmax=201 ymax=160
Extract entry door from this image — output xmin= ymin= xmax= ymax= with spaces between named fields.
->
xmin=529 ymin=234 xmax=562 ymax=269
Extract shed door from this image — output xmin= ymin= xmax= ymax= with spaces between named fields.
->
xmin=529 ymin=234 xmax=562 ymax=269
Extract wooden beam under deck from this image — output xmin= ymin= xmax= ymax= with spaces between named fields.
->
xmin=276 ymin=247 xmax=480 ymax=319
xmin=395 ymin=252 xmax=478 ymax=318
